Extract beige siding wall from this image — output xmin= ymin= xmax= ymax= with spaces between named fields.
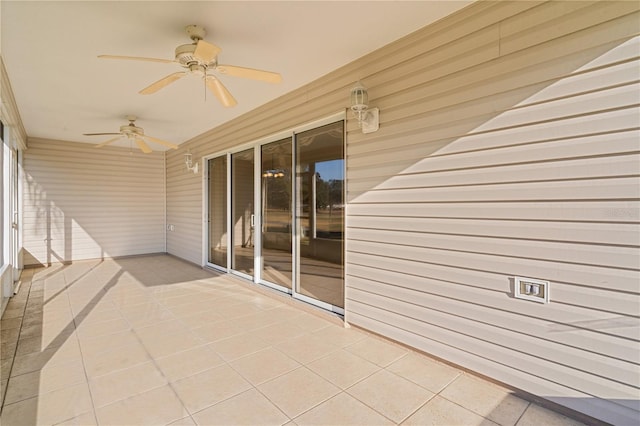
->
xmin=166 ymin=153 xmax=203 ymax=265
xmin=23 ymin=139 xmax=165 ymax=265
xmin=166 ymin=2 xmax=640 ymax=423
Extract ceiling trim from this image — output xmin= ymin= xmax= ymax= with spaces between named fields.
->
xmin=0 ymin=56 xmax=27 ymax=150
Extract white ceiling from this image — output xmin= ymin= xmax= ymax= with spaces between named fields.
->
xmin=1 ymin=1 xmax=471 ymax=150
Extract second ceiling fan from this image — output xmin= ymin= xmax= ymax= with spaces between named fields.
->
xmin=99 ymin=25 xmax=282 ymax=107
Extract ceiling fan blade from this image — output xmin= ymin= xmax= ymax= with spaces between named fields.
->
xmin=98 ymin=55 xmax=174 ymax=64
xmin=205 ymin=76 xmax=237 ymax=107
xmin=94 ymin=136 xmax=122 ymax=148
xmin=84 ymin=132 xmax=121 ymax=136
xmin=216 ymin=64 xmax=282 ymax=84
xmin=193 ymin=40 xmax=221 ymax=64
xmin=143 ymin=135 xmax=179 ymax=149
xmin=135 ymin=137 xmax=153 ymax=154
xmin=139 ymin=72 xmax=187 ymax=95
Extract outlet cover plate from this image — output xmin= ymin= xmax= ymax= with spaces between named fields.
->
xmin=514 ymin=276 xmax=550 ymax=304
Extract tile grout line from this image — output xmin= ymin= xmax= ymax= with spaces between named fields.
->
xmin=37 ymin=265 xmax=98 ymax=425
xmin=165 ymin=292 xmax=291 ymax=424
xmin=193 ymin=360 xmax=297 ymax=424
xmin=380 ymin=357 xmax=442 ymax=425
xmin=93 ymin=277 xmax=193 ymax=425
xmin=110 ymin=271 xmax=269 ymax=422
xmin=0 ymin=268 xmax=34 ymax=415
xmin=428 ymin=372 xmax=509 ymax=426
xmin=262 ymin=339 xmax=393 ymax=424
xmin=303 ymin=348 xmax=462 ymax=425
xmin=339 ymin=362 xmax=414 ymax=425
xmin=513 ymin=400 xmax=533 ymax=426
xmin=52 ymin=264 xmax=132 ymax=424
xmin=171 ymin=299 xmax=347 ymax=423
xmin=392 ymin=370 xmax=464 ymax=426
xmin=55 ymin=270 xmax=102 ymax=424
xmin=76 ymin=280 xmax=114 ymax=426
xmin=144 ymin=281 xmax=211 ymax=426
xmin=278 ymin=364 xmax=343 ymax=424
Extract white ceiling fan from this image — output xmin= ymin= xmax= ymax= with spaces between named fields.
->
xmin=83 ymin=115 xmax=178 ymax=153
xmin=98 ymin=25 xmax=282 ymax=107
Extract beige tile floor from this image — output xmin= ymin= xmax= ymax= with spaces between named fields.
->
xmin=0 ymin=255 xmax=588 ymax=426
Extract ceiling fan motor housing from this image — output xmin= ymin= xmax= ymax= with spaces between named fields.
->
xmin=120 ymin=124 xmax=144 ymax=136
xmin=175 ymin=44 xmax=216 ymax=67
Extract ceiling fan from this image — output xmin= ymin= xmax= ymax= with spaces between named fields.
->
xmin=83 ymin=116 xmax=178 ymax=153
xmin=98 ymin=25 xmax=282 ymax=107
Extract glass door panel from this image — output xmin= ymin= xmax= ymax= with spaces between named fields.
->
xmin=231 ymin=148 xmax=255 ymax=276
xmin=296 ymin=121 xmax=345 ymax=308
xmin=261 ymin=138 xmax=293 ymax=289
xmin=207 ymin=155 xmax=228 ymax=268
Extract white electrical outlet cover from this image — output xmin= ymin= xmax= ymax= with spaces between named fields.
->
xmin=514 ymin=276 xmax=550 ymax=304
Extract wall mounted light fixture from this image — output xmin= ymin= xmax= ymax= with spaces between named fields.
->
xmin=184 ymin=150 xmax=199 ymax=174
xmin=350 ymin=82 xmax=379 ymax=134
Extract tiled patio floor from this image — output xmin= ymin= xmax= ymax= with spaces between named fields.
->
xmin=0 ymin=255 xmax=586 ymax=425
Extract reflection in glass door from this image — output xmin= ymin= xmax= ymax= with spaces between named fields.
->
xmin=207 ymin=155 xmax=228 ymax=268
xmin=231 ymin=148 xmax=255 ymax=277
xmin=296 ymin=122 xmax=345 ymax=309
xmin=261 ymin=138 xmax=293 ymax=289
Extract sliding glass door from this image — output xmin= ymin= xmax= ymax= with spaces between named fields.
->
xmin=205 ymin=117 xmax=344 ymax=312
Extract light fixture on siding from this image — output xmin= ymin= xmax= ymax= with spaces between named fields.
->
xmin=184 ymin=150 xmax=199 ymax=174
xmin=350 ymin=82 xmax=379 ymax=134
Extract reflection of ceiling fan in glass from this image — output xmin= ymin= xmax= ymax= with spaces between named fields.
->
xmin=98 ymin=25 xmax=282 ymax=107
xmin=263 ymin=169 xmax=286 ymax=178
xmin=263 ymin=150 xmax=288 ymax=178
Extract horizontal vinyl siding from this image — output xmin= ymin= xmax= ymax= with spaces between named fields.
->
xmin=23 ymin=139 xmax=165 ymax=265
xmin=166 ymin=156 xmax=203 ymax=265
xmin=346 ymin=2 xmax=640 ymax=425
xmin=166 ymin=2 xmax=639 ymax=424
